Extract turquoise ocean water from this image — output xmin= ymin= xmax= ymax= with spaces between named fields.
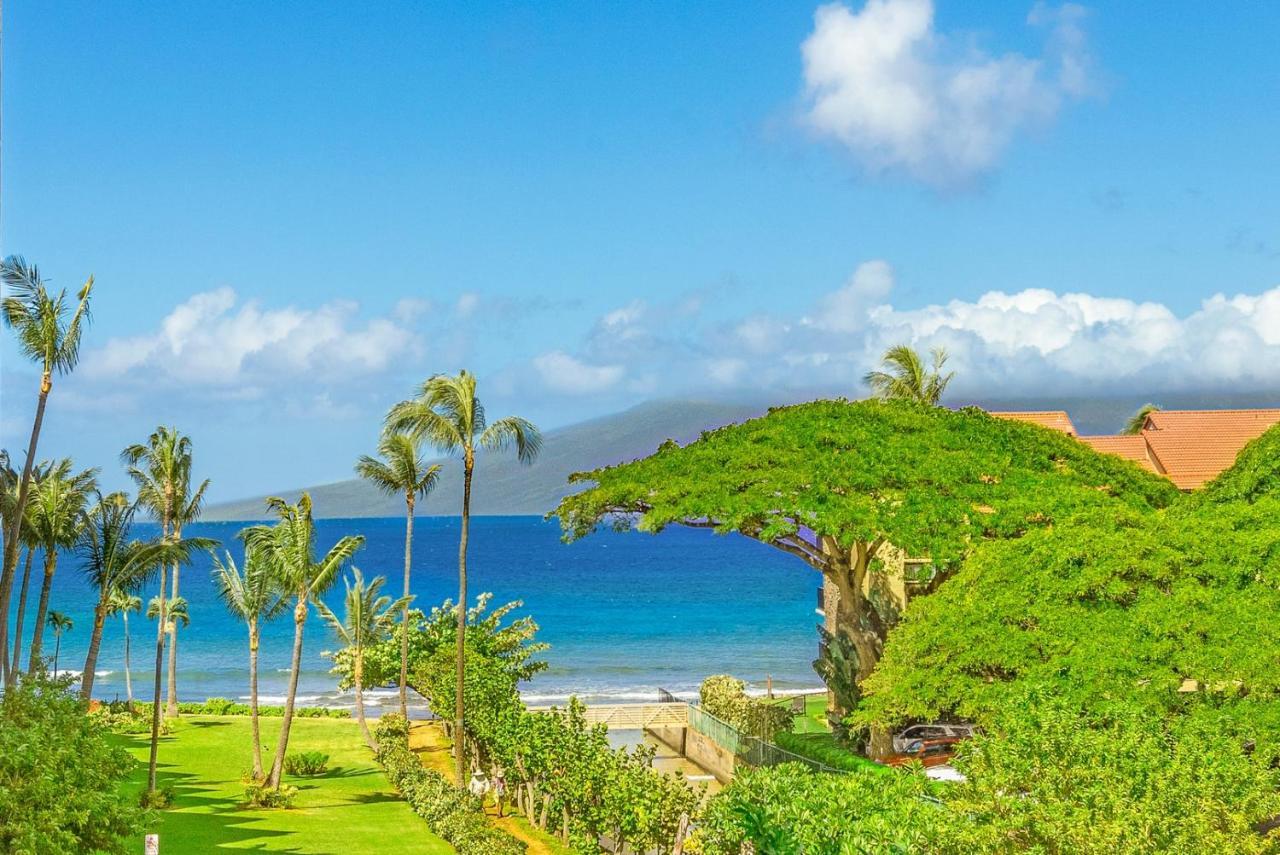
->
xmin=13 ymin=516 xmax=824 ymax=710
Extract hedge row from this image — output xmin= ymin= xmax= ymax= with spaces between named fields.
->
xmin=175 ymin=697 xmax=350 ymax=718
xmin=373 ymin=716 xmax=525 ymax=855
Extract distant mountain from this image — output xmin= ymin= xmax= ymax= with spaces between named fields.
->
xmin=202 ymin=399 xmax=768 ymax=521
xmin=204 ymin=390 xmax=1280 ymax=521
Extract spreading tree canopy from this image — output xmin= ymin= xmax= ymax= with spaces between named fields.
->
xmin=555 ymin=399 xmax=1179 ymax=735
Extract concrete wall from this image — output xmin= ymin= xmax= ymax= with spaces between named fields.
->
xmin=647 ymin=724 xmax=686 ymax=757
xmin=683 ymin=728 xmax=736 ymax=784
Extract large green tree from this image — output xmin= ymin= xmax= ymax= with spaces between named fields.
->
xmin=0 ymin=256 xmax=93 ymax=688
xmin=555 ymin=400 xmax=1177 ymax=754
xmin=386 ymin=369 xmax=542 ymax=782
xmin=354 ymin=431 xmax=440 ymax=719
xmin=241 ymin=493 xmax=363 ymax=788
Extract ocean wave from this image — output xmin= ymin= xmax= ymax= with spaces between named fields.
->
xmin=54 ymin=669 xmax=112 ymax=678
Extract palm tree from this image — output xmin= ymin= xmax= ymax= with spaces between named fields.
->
xmin=241 ymin=493 xmax=363 ymax=788
xmin=1123 ymin=403 xmax=1161 ymax=435
xmin=107 ymin=588 xmax=142 ymax=704
xmin=212 ymin=547 xmax=287 ymax=779
xmin=80 ymin=493 xmax=208 ymax=700
xmin=386 ymin=370 xmax=541 ymax=781
xmin=121 ymin=427 xmax=206 ymax=792
xmin=8 ymin=464 xmax=45 ymax=677
xmin=0 ymin=255 xmax=94 ymax=688
xmin=47 ymin=611 xmax=72 ymax=675
xmin=863 ymin=344 xmax=954 ymax=406
xmin=163 ymin=471 xmax=210 ymax=718
xmin=316 ymin=568 xmax=411 ymax=750
xmin=355 ymin=432 xmax=440 ymax=718
xmin=25 ymin=459 xmax=98 ymax=673
xmin=147 ymin=595 xmax=189 ymax=633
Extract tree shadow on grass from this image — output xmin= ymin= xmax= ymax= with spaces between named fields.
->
xmin=188 ymin=719 xmax=235 ymax=728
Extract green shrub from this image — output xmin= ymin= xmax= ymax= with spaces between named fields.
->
xmin=244 ymin=783 xmax=299 ymax=809
xmin=138 ymin=786 xmax=176 ymax=810
xmin=373 ymin=718 xmax=525 ymax=854
xmin=174 ymin=698 xmax=350 ymax=718
xmin=774 ymin=731 xmax=885 ymax=773
xmin=699 ymin=674 xmax=794 ymax=739
xmin=89 ymin=701 xmax=163 ymax=735
xmin=0 ymin=673 xmax=148 ymax=854
xmin=283 ymin=751 xmax=330 ymax=776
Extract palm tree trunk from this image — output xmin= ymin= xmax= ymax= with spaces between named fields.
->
xmin=269 ymin=596 xmax=307 ymax=789
xmin=0 ymin=379 xmax=50 ymax=688
xmin=123 ymin=611 xmax=134 ymax=704
xmin=27 ymin=549 xmax=57 ymax=672
xmin=249 ymin=620 xmax=263 ymax=779
xmin=166 ymin=559 xmax=181 ymax=717
xmin=455 ymin=456 xmax=472 ymax=784
xmin=399 ymin=494 xmax=414 ymax=719
xmin=355 ymin=652 xmax=375 ymax=751
xmin=81 ymin=595 xmax=109 ymax=699
xmin=147 ymin=521 xmax=170 ymax=793
xmin=10 ymin=547 xmax=35 ymax=676
xmin=52 ymin=633 xmax=61 ymax=675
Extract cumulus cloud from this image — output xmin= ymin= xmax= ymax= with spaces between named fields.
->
xmin=533 ymin=351 xmax=625 ymax=395
xmin=799 ymin=0 xmax=1094 ymax=186
xmin=84 ymin=287 xmax=420 ymax=391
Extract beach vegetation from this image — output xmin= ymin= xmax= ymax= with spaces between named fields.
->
xmin=105 ymin=587 xmax=142 ymax=703
xmin=355 ymin=430 xmax=440 ymax=718
xmin=283 ymin=750 xmax=330 ymax=776
xmin=0 ymin=255 xmax=93 ymax=691
xmin=863 ymin=343 xmax=954 ymax=405
xmin=386 ymin=369 xmax=542 ymax=783
xmin=45 ymin=610 xmax=73 ymax=674
xmin=699 ymin=674 xmax=795 ymax=741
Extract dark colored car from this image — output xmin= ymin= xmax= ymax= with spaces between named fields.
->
xmin=884 ymin=737 xmax=964 ymax=768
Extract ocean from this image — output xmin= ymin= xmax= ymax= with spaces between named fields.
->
xmin=13 ymin=516 xmax=825 ymax=710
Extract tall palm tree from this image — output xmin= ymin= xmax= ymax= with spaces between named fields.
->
xmin=47 ymin=611 xmax=72 ymax=676
xmin=163 ymin=471 xmax=210 ymax=718
xmin=386 ymin=370 xmax=541 ymax=781
xmin=212 ymin=547 xmax=287 ymax=779
xmin=121 ymin=427 xmax=203 ymax=792
xmin=147 ymin=595 xmax=189 ymax=633
xmin=107 ymin=587 xmax=143 ymax=704
xmin=25 ymin=459 xmax=98 ymax=673
xmin=355 ymin=432 xmax=440 ymax=718
xmin=241 ymin=493 xmax=363 ymax=788
xmin=0 ymin=255 xmax=94 ymax=688
xmin=863 ymin=344 xmax=954 ymax=406
xmin=316 ymin=568 xmax=411 ymax=750
xmin=1123 ymin=403 xmax=1161 ymax=435
xmin=80 ymin=493 xmax=208 ymax=700
xmin=9 ymin=464 xmax=45 ymax=677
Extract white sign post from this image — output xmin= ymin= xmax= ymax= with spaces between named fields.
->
xmin=145 ymin=833 xmax=159 ymax=854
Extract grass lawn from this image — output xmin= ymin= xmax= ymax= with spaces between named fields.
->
xmin=765 ymin=693 xmax=888 ymax=774
xmin=113 ymin=715 xmax=454 ymax=854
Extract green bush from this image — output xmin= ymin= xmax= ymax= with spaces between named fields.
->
xmin=89 ymin=700 xmax=164 ymax=735
xmin=773 ymin=731 xmax=884 ymax=773
xmin=373 ymin=718 xmax=525 ymax=854
xmin=283 ymin=751 xmax=330 ymax=776
xmin=0 ymin=673 xmax=148 ymax=854
xmin=244 ymin=782 xmax=299 ymax=809
xmin=138 ymin=786 xmax=176 ymax=810
xmin=699 ymin=674 xmax=795 ymax=740
xmin=175 ymin=698 xmax=350 ymax=718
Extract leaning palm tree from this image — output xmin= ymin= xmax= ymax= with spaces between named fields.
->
xmin=1123 ymin=403 xmax=1161 ymax=435
xmin=355 ymin=432 xmax=440 ymax=718
xmin=25 ymin=459 xmax=98 ymax=673
xmin=386 ymin=370 xmax=541 ymax=781
xmin=0 ymin=255 xmax=94 ymax=688
xmin=80 ymin=493 xmax=209 ymax=700
xmin=107 ymin=587 xmax=143 ymax=704
xmin=863 ymin=344 xmax=954 ymax=406
xmin=9 ymin=464 xmax=46 ymax=677
xmin=316 ymin=568 xmax=411 ymax=750
xmin=212 ymin=547 xmax=287 ymax=779
xmin=47 ymin=611 xmax=73 ymax=675
xmin=241 ymin=493 xmax=363 ymax=788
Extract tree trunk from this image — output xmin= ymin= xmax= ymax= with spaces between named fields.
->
xmin=400 ymin=494 xmax=414 ymax=720
xmin=249 ymin=620 xmax=263 ymax=779
xmin=52 ymin=634 xmax=61 ymax=675
xmin=123 ymin=611 xmax=134 ymax=704
xmin=454 ymin=455 xmax=473 ymax=785
xmin=269 ymin=596 xmax=308 ymax=789
xmin=355 ymin=652 xmax=376 ymax=751
xmin=81 ymin=595 xmax=109 ymax=699
xmin=0 ymin=379 xmax=50 ymax=688
xmin=10 ymin=547 xmax=35 ymax=677
xmin=27 ymin=549 xmax=57 ymax=673
xmin=166 ymin=557 xmax=181 ymax=717
xmin=146 ymin=520 xmax=170 ymax=793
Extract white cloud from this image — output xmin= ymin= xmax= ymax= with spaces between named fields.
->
xmin=84 ymin=287 xmax=420 ymax=388
xmin=804 ymin=260 xmax=895 ymax=332
xmin=533 ymin=351 xmax=625 ymax=395
xmin=799 ymin=0 xmax=1093 ymax=186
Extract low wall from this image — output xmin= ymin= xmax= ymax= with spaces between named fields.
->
xmin=683 ymin=728 xmax=736 ymax=784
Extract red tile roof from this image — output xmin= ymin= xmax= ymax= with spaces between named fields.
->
xmin=1077 ymin=435 xmax=1159 ymax=474
xmin=990 ymin=411 xmax=1077 ymax=436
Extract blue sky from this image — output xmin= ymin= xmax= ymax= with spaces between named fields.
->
xmin=3 ymin=1 xmax=1279 ymax=499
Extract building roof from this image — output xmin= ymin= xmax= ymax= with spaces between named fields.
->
xmin=1077 ymin=435 xmax=1159 ymax=474
xmin=990 ymin=411 xmax=1077 ymax=436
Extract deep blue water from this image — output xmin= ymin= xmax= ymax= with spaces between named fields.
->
xmin=7 ymin=516 xmax=824 ymax=710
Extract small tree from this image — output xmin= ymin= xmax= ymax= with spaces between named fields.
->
xmin=106 ymin=588 xmax=142 ymax=704
xmin=1123 ymin=403 xmax=1161 ymax=435
xmin=316 ymin=568 xmax=410 ymax=749
xmin=46 ymin=612 xmax=72 ymax=676
xmin=864 ymin=344 xmax=953 ymax=405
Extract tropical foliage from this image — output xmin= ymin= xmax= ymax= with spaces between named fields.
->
xmin=863 ymin=343 xmax=954 ymax=405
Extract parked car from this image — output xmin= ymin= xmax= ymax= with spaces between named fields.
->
xmin=891 ymin=722 xmax=974 ymax=753
xmin=884 ymin=737 xmax=964 ymax=768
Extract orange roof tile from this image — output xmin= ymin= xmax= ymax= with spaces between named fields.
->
xmin=990 ymin=411 xmax=1077 ymax=436
xmin=1077 ymin=435 xmax=1159 ymax=474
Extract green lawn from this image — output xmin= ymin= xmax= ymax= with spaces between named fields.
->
xmin=113 ymin=716 xmax=454 ymax=854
